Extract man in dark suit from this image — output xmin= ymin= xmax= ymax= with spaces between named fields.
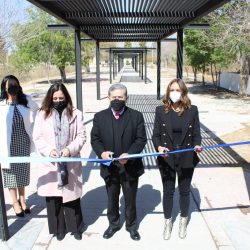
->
xmin=91 ymin=83 xmax=147 ymax=241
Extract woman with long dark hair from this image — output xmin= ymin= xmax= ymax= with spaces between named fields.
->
xmin=0 ymin=75 xmax=38 ymax=217
xmin=152 ymin=78 xmax=202 ymax=240
xmin=33 ymin=82 xmax=86 ymax=241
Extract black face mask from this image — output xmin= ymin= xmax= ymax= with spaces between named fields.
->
xmin=8 ymin=85 xmax=20 ymax=96
xmin=53 ymin=100 xmax=67 ymax=112
xmin=110 ymin=99 xmax=126 ymax=112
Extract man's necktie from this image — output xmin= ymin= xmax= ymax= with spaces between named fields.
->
xmin=115 ymin=112 xmax=120 ymax=119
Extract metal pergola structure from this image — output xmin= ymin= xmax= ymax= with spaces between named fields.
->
xmin=104 ymin=48 xmax=154 ymax=85
xmin=26 ymin=0 xmax=229 ymax=108
xmin=0 ymin=0 xmax=230 ymax=240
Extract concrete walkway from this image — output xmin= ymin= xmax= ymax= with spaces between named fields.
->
xmin=1 ymin=66 xmax=250 ymax=250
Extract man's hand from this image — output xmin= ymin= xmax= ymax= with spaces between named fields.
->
xmin=118 ymin=153 xmax=128 ymax=165
xmin=101 ymin=151 xmax=114 ymax=160
xmin=50 ymin=149 xmax=59 ymax=158
xmin=158 ymin=146 xmax=169 ymax=158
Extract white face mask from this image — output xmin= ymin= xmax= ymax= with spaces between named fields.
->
xmin=169 ymin=91 xmax=181 ymax=103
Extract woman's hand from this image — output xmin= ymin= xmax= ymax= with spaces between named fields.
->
xmin=61 ymin=148 xmax=70 ymax=157
xmin=158 ymin=146 xmax=169 ymax=157
xmin=50 ymin=149 xmax=59 ymax=158
xmin=194 ymin=145 xmax=203 ymax=153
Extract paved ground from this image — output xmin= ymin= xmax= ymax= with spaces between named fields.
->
xmin=1 ymin=66 xmax=250 ymax=250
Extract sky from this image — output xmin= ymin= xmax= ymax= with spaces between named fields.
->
xmin=14 ymin=0 xmax=33 ymax=21
xmin=16 ymin=0 xmax=32 ymax=10
xmin=0 ymin=0 xmax=33 ymax=26
xmin=1 ymin=0 xmax=174 ymax=47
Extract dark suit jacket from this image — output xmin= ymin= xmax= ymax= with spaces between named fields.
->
xmin=152 ymin=105 xmax=201 ymax=170
xmin=91 ymin=107 xmax=147 ymax=180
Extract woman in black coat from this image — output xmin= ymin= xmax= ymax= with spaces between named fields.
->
xmin=152 ymin=78 xmax=202 ymax=240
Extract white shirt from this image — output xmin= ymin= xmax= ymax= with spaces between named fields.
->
xmin=0 ymin=95 xmax=39 ymax=169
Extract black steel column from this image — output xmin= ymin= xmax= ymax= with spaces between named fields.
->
xmin=141 ymin=52 xmax=144 ymax=80
xmin=139 ymin=54 xmax=141 ymax=77
xmin=118 ymin=56 xmax=121 ymax=73
xmin=96 ymin=41 xmax=100 ymax=100
xmin=145 ymin=50 xmax=147 ymax=84
xmin=113 ymin=52 xmax=115 ymax=79
xmin=75 ymin=29 xmax=83 ymax=111
xmin=157 ymin=41 xmax=161 ymax=100
xmin=116 ymin=55 xmax=118 ymax=75
xmin=114 ymin=54 xmax=117 ymax=77
xmin=138 ymin=55 xmax=140 ymax=73
xmin=0 ymin=165 xmax=9 ymax=241
xmin=109 ymin=49 xmax=112 ymax=84
xmin=115 ymin=54 xmax=117 ymax=77
xmin=177 ymin=29 xmax=183 ymax=79
xmin=118 ymin=56 xmax=120 ymax=72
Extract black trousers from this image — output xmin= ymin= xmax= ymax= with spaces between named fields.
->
xmin=105 ymin=175 xmax=138 ymax=231
xmin=45 ymin=197 xmax=83 ymax=235
xmin=160 ymin=167 xmax=194 ymax=219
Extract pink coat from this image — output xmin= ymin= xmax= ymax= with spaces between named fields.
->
xmin=33 ymin=108 xmax=86 ymax=203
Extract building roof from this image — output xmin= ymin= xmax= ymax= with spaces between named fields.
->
xmin=27 ymin=0 xmax=229 ymax=41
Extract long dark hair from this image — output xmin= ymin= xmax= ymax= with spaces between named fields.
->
xmin=0 ymin=75 xmax=28 ymax=107
xmin=41 ymin=83 xmax=73 ymax=119
xmin=163 ymin=78 xmax=191 ymax=115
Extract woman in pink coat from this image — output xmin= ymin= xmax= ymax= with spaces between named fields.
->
xmin=33 ymin=83 xmax=86 ymax=241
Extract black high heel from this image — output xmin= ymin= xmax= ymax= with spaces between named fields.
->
xmin=18 ymin=200 xmax=31 ymax=214
xmin=23 ymin=207 xmax=31 ymax=214
xmin=13 ymin=202 xmax=24 ymax=217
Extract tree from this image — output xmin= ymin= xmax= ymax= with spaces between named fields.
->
xmin=81 ymin=36 xmax=95 ymax=73
xmin=124 ymin=42 xmax=132 ymax=48
xmin=0 ymin=36 xmax=7 ymax=65
xmin=10 ymin=7 xmax=75 ymax=82
xmin=139 ymin=41 xmax=146 ymax=48
xmin=184 ymin=1 xmax=249 ymax=90
xmin=51 ymin=32 xmax=74 ymax=82
xmin=209 ymin=46 xmax=234 ymax=84
xmin=0 ymin=0 xmax=27 ymax=64
xmin=209 ymin=0 xmax=250 ymax=95
xmin=184 ymin=29 xmax=212 ymax=84
xmin=201 ymin=15 xmax=235 ymax=85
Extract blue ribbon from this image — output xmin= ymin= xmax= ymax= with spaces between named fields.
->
xmin=0 ymin=141 xmax=250 ymax=165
